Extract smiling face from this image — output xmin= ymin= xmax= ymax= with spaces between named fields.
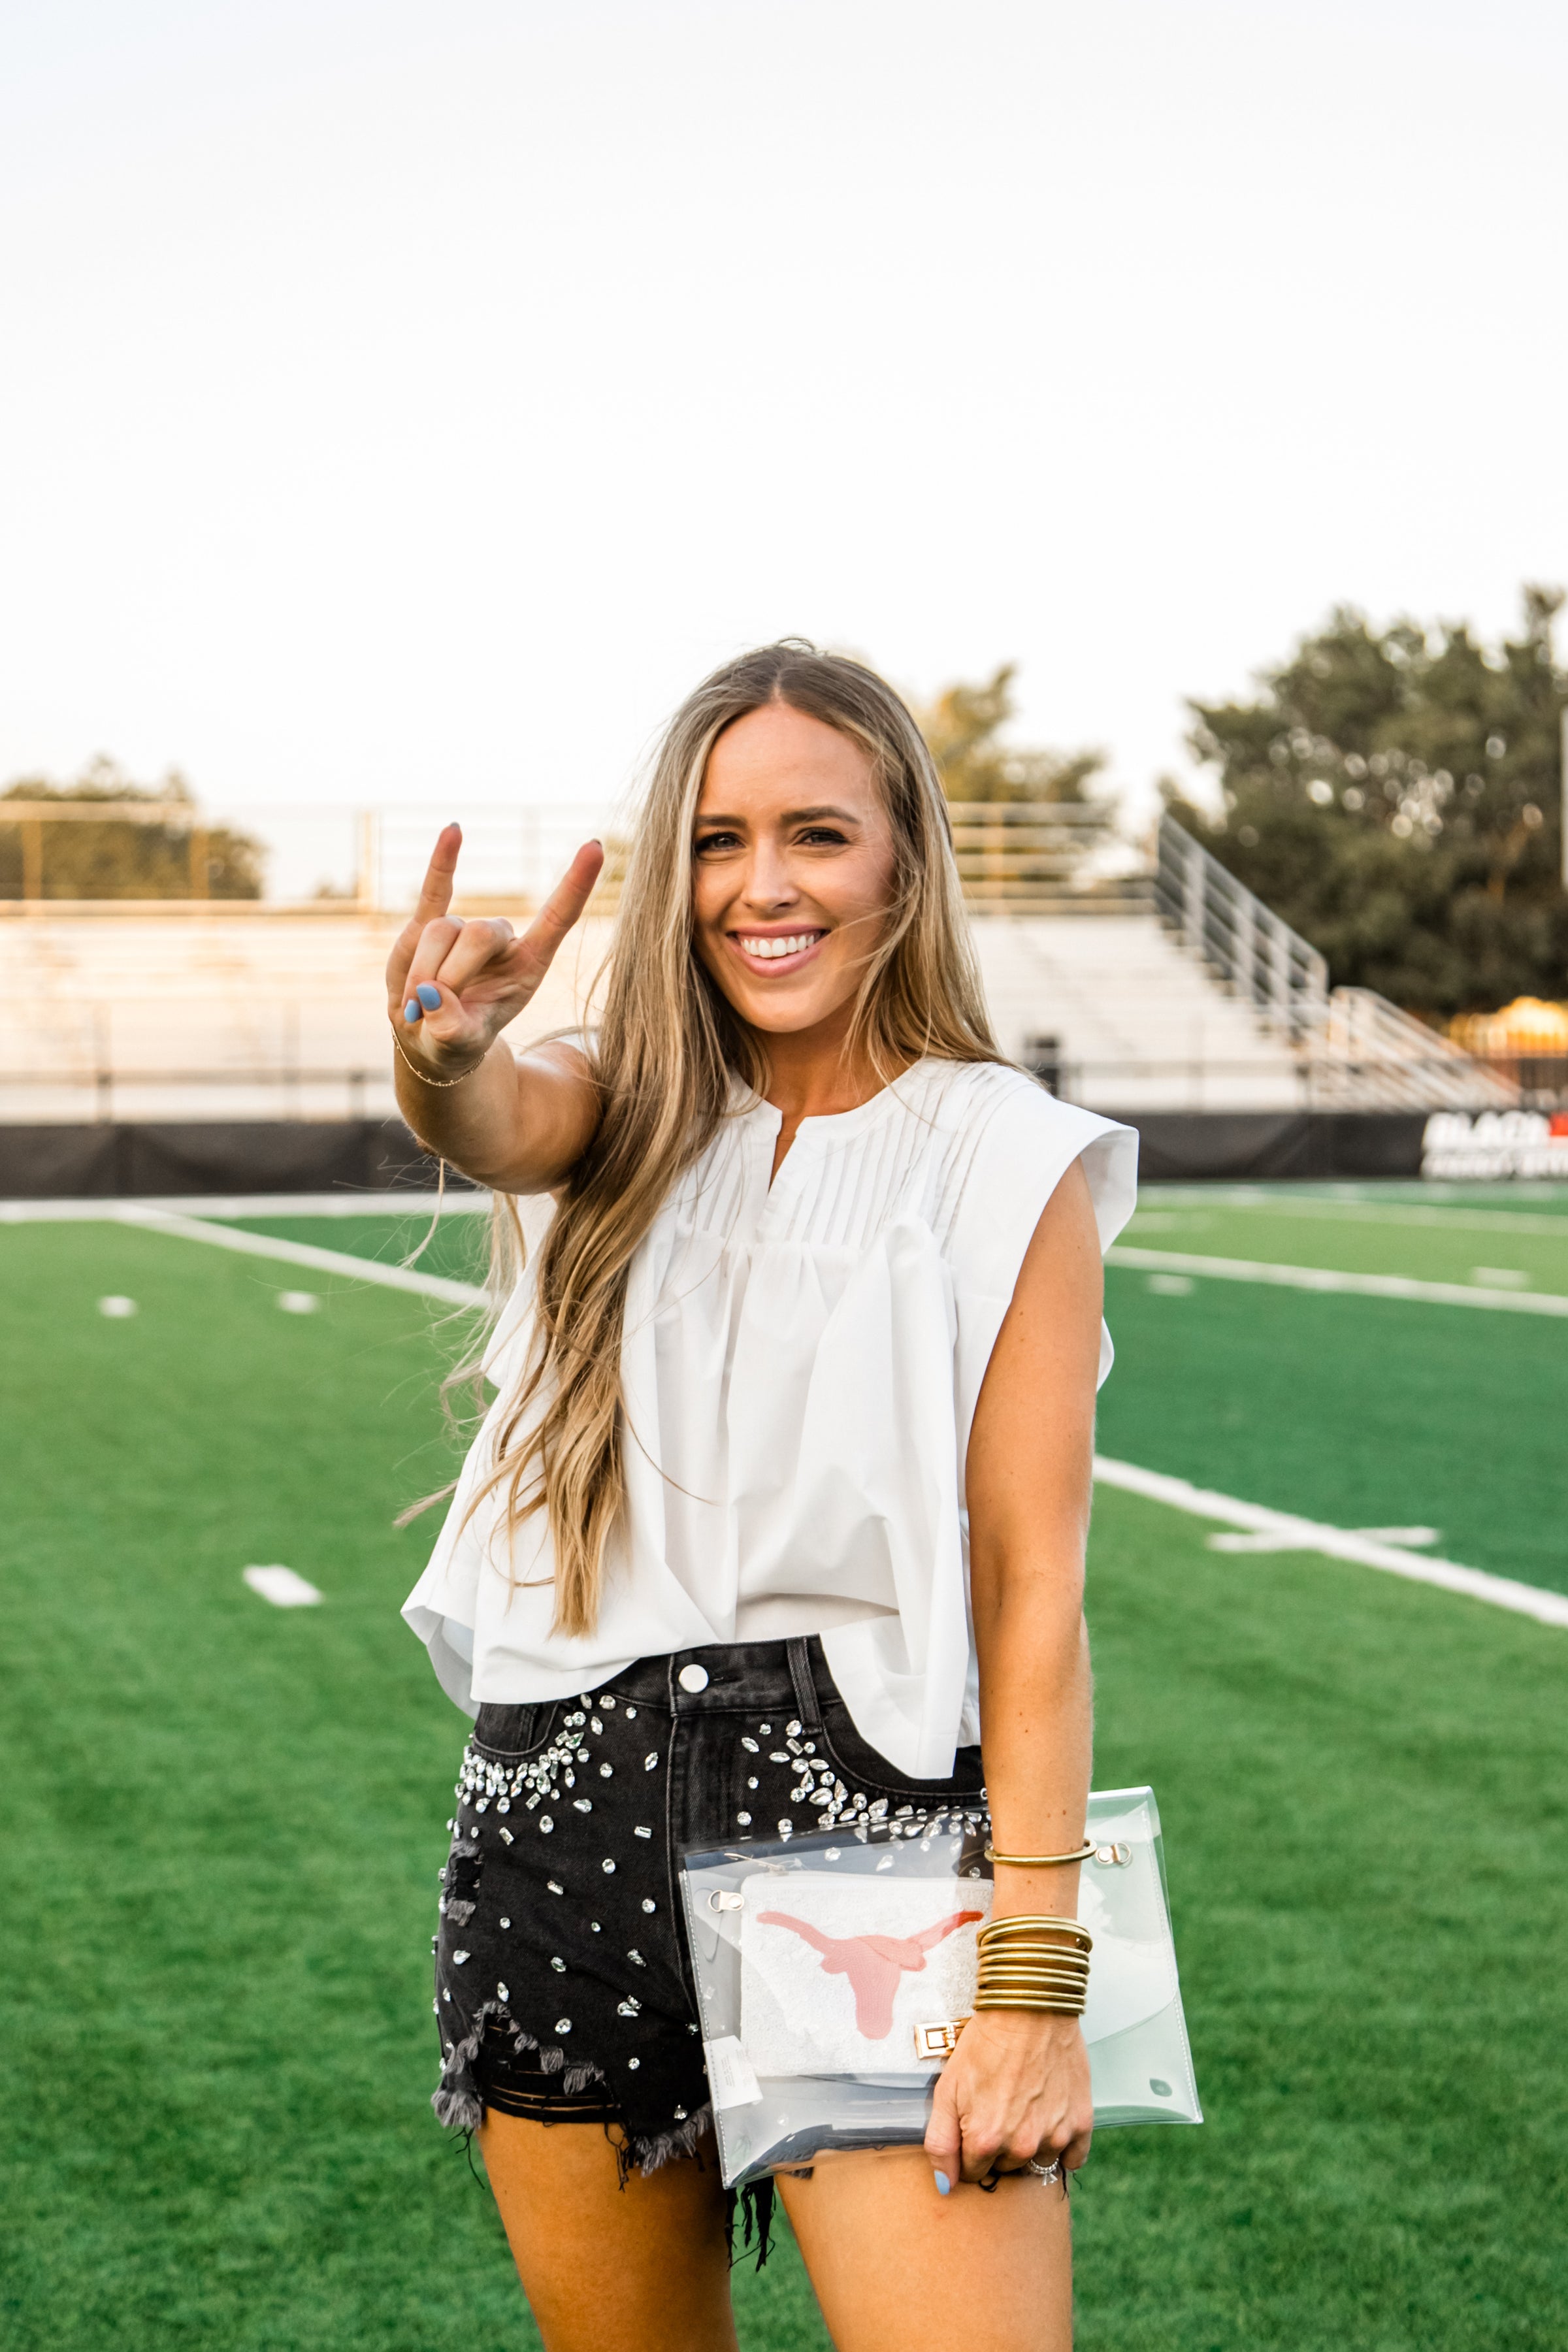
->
xmin=691 ymin=700 xmax=899 ymax=1041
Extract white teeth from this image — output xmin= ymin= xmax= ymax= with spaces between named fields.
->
xmin=738 ymin=934 xmax=819 ymax=959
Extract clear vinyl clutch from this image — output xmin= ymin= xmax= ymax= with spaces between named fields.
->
xmin=678 ymin=1784 xmax=1201 ymax=2189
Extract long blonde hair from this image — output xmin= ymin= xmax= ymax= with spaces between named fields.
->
xmin=468 ymin=641 xmax=1000 ymax=1637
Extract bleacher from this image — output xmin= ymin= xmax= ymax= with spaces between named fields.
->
xmin=0 ymin=900 xmax=1300 ymax=1125
xmin=0 ymin=807 xmax=1507 ymax=1134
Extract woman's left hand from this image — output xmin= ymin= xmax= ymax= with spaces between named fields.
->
xmin=924 ymin=2010 xmax=1094 ymax=2191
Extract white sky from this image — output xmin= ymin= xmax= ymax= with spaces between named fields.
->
xmin=3 ymin=0 xmax=1565 ymax=850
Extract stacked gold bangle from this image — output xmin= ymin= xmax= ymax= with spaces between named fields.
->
xmin=973 ymin=1915 xmax=1092 ymax=2017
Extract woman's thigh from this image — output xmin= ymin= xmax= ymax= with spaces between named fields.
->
xmin=779 ymin=2148 xmax=1072 ymax=2352
xmin=476 ymin=2112 xmax=740 ymax=2352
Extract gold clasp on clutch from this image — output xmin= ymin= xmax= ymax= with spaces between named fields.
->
xmin=914 ymin=2019 xmax=968 ymax=2061
xmin=1092 ymin=1842 xmax=1132 ymax=1867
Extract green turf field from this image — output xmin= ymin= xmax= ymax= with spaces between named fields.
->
xmin=2 ymin=1186 xmax=1565 ymax=2348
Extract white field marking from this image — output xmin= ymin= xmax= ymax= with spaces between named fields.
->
xmin=1471 ymin=1266 xmax=1531 ymax=1288
xmin=243 ymin=1564 xmax=323 ymax=1608
xmin=0 ymin=1190 xmax=491 ymax=1222
xmin=1146 ymin=1273 xmax=1194 ymax=1295
xmin=1208 ymin=1524 xmax=1439 ymax=1553
xmin=1107 ymin=1245 xmax=1568 ymax=1316
xmin=97 ymin=1295 xmax=138 ymax=1317
xmin=1091 ymin=1456 xmax=1568 ymax=1630
xmin=277 ymin=1290 xmax=320 ymax=1314
xmin=1135 ymin=1189 xmax=1568 ymax=1239
xmin=116 ymin=1206 xmax=489 ymax=1308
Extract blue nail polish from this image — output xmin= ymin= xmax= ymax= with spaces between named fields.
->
xmin=404 ymin=1000 xmax=422 ymax=1023
xmin=934 ymin=2171 xmax=951 ymax=2197
xmin=416 ymin=983 xmax=441 ymax=1011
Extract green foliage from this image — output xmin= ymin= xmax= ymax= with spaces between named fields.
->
xmin=0 ymin=757 xmax=265 ymax=898
xmin=1169 ymin=589 xmax=1568 ymax=1013
xmin=920 ymin=662 xmax=1106 ymax=804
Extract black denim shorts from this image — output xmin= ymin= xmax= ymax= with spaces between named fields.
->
xmin=431 ymin=1636 xmax=986 ymax=2176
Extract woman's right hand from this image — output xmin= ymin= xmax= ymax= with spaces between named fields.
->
xmin=385 ymin=825 xmax=606 ymax=1077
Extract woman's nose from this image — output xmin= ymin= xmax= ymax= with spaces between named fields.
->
xmin=740 ymin=843 xmax=796 ymax=907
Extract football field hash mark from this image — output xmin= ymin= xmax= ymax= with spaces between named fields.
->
xmin=1093 ymin=1456 xmax=1568 ymax=1629
xmin=242 ymin=1565 xmax=323 ymax=1608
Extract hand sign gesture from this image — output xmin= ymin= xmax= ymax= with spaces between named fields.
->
xmin=385 ymin=824 xmax=606 ymax=1081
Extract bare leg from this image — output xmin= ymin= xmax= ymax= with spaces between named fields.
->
xmin=476 ymin=2112 xmax=740 ymax=2352
xmin=780 ymin=2148 xmax=1072 ymax=2352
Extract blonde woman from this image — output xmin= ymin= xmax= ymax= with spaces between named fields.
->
xmin=391 ymin=644 xmax=1135 ymax=2352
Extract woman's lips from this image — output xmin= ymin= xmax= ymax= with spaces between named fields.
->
xmin=725 ymin=928 xmax=828 ymax=977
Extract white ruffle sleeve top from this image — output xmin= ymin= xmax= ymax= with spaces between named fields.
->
xmin=403 ymin=1058 xmax=1137 ymax=1778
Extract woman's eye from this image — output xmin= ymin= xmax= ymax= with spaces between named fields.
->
xmin=798 ymin=826 xmax=849 ymax=847
xmin=693 ymin=832 xmax=742 ymax=856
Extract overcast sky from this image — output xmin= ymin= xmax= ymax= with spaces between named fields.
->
xmin=3 ymin=0 xmax=1565 ymax=849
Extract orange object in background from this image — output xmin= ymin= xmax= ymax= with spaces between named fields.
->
xmin=1452 ymin=998 xmax=1568 ymax=1058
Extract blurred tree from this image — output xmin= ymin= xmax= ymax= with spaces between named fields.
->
xmin=1168 ymin=589 xmax=1568 ymax=1013
xmin=919 ymin=664 xmax=1107 ymax=804
xmin=0 ymin=760 xmax=264 ymax=899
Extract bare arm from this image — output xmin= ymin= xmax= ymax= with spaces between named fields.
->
xmin=924 ymin=1154 xmax=1103 ymax=2189
xmin=385 ymin=825 xmax=606 ymax=1193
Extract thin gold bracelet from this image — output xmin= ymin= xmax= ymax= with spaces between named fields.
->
xmin=978 ymin=1925 xmax=1092 ymax=1952
xmin=980 ymin=1960 xmax=1088 ymax=1976
xmin=389 ymin=1021 xmax=485 ymax=1090
xmin=984 ymin=1840 xmax=1097 ymax=1869
xmin=979 ymin=1915 xmax=1093 ymax=1941
xmin=973 ymin=1993 xmax=1087 ymax=2016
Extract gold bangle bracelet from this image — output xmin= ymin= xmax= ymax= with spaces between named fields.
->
xmin=978 ymin=1978 xmax=1089 ymax=1997
xmin=983 ymin=1957 xmax=1090 ymax=1976
xmin=978 ymin=1967 xmax=1090 ymax=1987
xmin=973 ymin=1996 xmax=1086 ymax=2015
xmin=973 ymin=1994 xmax=1086 ymax=2013
xmin=389 ymin=1022 xmax=486 ymax=1090
xmin=979 ymin=1933 xmax=1091 ymax=1952
xmin=979 ymin=1958 xmax=1088 ymax=1972
xmin=985 ymin=1840 xmax=1096 ymax=1869
xmin=980 ymin=1950 xmax=1090 ymax=1965
xmin=979 ymin=1918 xmax=1092 ymax=1944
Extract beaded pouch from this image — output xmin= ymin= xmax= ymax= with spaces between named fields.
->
xmin=679 ymin=1784 xmax=1201 ymax=2189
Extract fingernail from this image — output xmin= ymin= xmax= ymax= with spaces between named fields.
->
xmin=934 ymin=2171 xmax=951 ymax=2197
xmin=416 ymin=983 xmax=441 ymax=1011
xmin=404 ymin=1000 xmax=422 ymax=1023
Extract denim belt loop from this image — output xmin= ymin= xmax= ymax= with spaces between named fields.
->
xmin=785 ymin=1637 xmax=821 ymax=1734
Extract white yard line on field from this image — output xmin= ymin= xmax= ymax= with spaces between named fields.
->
xmin=1107 ymin=1245 xmax=1568 ymax=1315
xmin=0 ymin=1192 xmax=491 ymax=1303
xmin=0 ymin=1190 xmax=491 ymax=1222
xmin=1092 ymin=1456 xmax=1568 ymax=1630
xmin=118 ymin=1206 xmax=491 ymax=1307
xmin=1138 ymin=1189 xmax=1568 ymax=1238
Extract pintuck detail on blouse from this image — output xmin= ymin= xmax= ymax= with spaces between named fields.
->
xmin=403 ymin=1058 xmax=1137 ymax=1778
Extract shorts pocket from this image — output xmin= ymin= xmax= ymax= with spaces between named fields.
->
xmin=471 ymin=1701 xmax=559 ymax=1763
xmin=814 ymin=1702 xmax=985 ymax=1810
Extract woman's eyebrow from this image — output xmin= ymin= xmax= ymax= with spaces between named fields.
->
xmin=693 ymin=804 xmax=861 ymax=828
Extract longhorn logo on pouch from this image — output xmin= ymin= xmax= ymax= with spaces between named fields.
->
xmin=756 ymin=1908 xmax=984 ymax=2038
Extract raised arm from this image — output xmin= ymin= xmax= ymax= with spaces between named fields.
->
xmin=924 ymin=1154 xmax=1102 ymax=2190
xmin=384 ymin=825 xmax=606 ymax=1194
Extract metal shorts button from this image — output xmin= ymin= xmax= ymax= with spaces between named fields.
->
xmin=678 ymin=1662 xmax=710 ymax=1693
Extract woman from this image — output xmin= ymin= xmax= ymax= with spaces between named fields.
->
xmin=389 ymin=644 xmax=1135 ymax=2352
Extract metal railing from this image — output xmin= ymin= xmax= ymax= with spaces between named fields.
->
xmin=1 ymin=796 xmax=1128 ymax=915
xmin=1152 ymin=813 xmax=1328 ymax=1031
xmin=0 ymin=1064 xmax=396 ymax=1124
xmin=1152 ymin=817 xmax=1517 ymax=1110
xmin=946 ymin=802 xmax=1122 ymax=907
xmin=1303 ymin=989 xmax=1518 ymax=1111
